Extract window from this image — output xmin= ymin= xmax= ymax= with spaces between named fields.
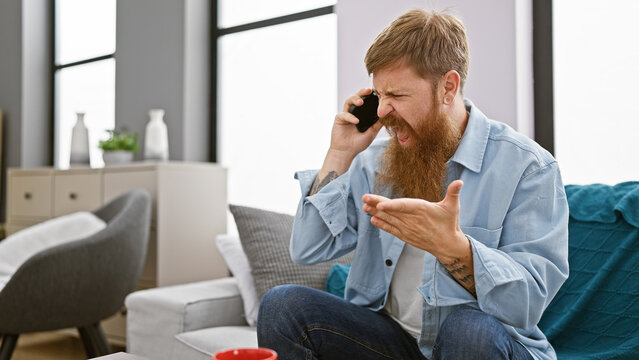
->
xmin=216 ymin=3 xmax=337 ymax=216
xmin=219 ymin=0 xmax=335 ymax=28
xmin=54 ymin=0 xmax=116 ymax=168
xmin=552 ymin=0 xmax=639 ymax=185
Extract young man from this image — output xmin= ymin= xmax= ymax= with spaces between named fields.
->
xmin=258 ymin=9 xmax=568 ymax=360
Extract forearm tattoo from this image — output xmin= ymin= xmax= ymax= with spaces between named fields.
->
xmin=441 ymin=258 xmax=477 ymax=298
xmin=309 ymin=171 xmax=339 ymax=196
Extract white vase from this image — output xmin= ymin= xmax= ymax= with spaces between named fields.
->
xmin=69 ymin=112 xmax=90 ymax=166
xmin=144 ymin=109 xmax=169 ymax=161
xmin=103 ymin=150 xmax=134 ymax=165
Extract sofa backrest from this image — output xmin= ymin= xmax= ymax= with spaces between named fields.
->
xmin=538 ymin=182 xmax=639 ymax=359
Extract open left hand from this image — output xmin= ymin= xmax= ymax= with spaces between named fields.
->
xmin=362 ymin=180 xmax=468 ymax=259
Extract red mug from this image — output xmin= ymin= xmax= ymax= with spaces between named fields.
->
xmin=212 ymin=347 xmax=277 ymax=360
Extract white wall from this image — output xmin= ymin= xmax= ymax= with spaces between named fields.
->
xmin=336 ymin=0 xmax=534 ymax=137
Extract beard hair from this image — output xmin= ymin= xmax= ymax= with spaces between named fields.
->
xmin=376 ymin=99 xmax=461 ymax=202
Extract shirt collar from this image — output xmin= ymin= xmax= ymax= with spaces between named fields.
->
xmin=448 ymin=99 xmax=491 ymax=173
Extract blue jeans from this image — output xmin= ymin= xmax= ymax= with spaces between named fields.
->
xmin=257 ymin=285 xmax=533 ymax=360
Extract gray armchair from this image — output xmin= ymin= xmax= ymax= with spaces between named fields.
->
xmin=0 ymin=189 xmax=151 ymax=359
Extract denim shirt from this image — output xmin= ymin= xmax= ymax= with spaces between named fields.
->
xmin=291 ymin=100 xmax=569 ymax=360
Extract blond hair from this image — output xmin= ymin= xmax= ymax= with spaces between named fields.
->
xmin=365 ymin=9 xmax=470 ymax=89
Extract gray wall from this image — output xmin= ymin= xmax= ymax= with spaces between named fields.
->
xmin=22 ymin=0 xmax=52 ymax=167
xmin=183 ymin=0 xmax=211 ymax=161
xmin=116 ymin=0 xmax=184 ymax=161
xmin=116 ymin=0 xmax=210 ymax=162
xmin=0 ymin=0 xmax=52 ymax=221
xmin=337 ymin=0 xmax=534 ymax=137
xmin=0 ymin=0 xmax=51 ymax=169
xmin=0 ymin=0 xmax=25 ymax=171
xmin=0 ymin=0 xmax=24 ymax=224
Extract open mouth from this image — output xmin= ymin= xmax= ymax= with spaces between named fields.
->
xmin=393 ymin=127 xmax=411 ymax=146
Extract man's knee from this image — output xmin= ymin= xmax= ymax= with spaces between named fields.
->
xmin=260 ymin=285 xmax=328 ymax=326
xmin=435 ymin=309 xmax=510 ymax=359
xmin=261 ymin=285 xmax=298 ymax=309
xmin=259 ymin=285 xmax=307 ymax=322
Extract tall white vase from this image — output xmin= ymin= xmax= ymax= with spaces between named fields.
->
xmin=144 ymin=109 xmax=169 ymax=161
xmin=69 ymin=112 xmax=90 ymax=166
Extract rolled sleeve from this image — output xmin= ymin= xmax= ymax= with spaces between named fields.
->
xmin=290 ymin=170 xmax=358 ymax=264
xmin=423 ymin=259 xmax=476 ymax=307
xmin=294 ymin=169 xmax=319 ymax=196
xmin=305 ymin=174 xmax=350 ymax=237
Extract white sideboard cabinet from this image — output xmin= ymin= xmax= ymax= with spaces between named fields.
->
xmin=6 ymin=162 xmax=229 ymax=344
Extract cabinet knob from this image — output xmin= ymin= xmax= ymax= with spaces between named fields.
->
xmin=24 ymin=192 xmax=32 ymax=200
xmin=69 ymin=192 xmax=78 ymax=200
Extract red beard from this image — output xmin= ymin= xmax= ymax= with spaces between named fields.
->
xmin=376 ymin=100 xmax=461 ymax=201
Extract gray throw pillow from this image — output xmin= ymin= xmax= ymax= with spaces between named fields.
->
xmin=229 ymin=204 xmax=353 ymax=301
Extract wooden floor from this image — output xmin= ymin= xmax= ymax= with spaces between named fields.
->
xmin=1 ymin=331 xmax=125 ymax=360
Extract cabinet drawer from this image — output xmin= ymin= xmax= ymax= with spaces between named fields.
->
xmin=10 ymin=176 xmax=52 ymax=217
xmin=53 ymin=173 xmax=102 ymax=216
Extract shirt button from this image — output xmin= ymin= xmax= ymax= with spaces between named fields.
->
xmin=385 ymin=259 xmax=393 ymax=267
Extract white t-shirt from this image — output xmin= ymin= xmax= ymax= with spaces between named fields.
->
xmin=383 ymin=243 xmax=426 ymax=339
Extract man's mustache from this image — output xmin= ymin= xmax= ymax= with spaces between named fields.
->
xmin=379 ymin=115 xmax=404 ymax=128
xmin=379 ymin=115 xmax=418 ymax=138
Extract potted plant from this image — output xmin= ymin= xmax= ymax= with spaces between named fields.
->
xmin=99 ymin=128 xmax=139 ymax=165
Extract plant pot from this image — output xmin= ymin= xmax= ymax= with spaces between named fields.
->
xmin=102 ymin=150 xmax=134 ymax=165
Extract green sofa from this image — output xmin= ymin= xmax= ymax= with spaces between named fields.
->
xmin=538 ymin=182 xmax=639 ymax=359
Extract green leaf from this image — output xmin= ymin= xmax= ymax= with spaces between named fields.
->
xmin=98 ymin=128 xmax=139 ymax=152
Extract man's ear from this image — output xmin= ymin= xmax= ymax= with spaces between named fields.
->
xmin=440 ymin=70 xmax=461 ymax=105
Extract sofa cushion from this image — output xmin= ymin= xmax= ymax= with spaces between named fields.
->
xmin=216 ymin=234 xmax=259 ymax=326
xmin=325 ymin=263 xmax=351 ymax=298
xmin=126 ymin=278 xmax=247 ymax=360
xmin=174 ymin=326 xmax=257 ymax=359
xmin=0 ymin=211 xmax=106 ymax=291
xmin=229 ymin=204 xmax=352 ymax=304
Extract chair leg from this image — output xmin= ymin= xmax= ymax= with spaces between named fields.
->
xmin=0 ymin=334 xmax=19 ymax=360
xmin=77 ymin=327 xmax=97 ymax=358
xmin=84 ymin=322 xmax=112 ymax=356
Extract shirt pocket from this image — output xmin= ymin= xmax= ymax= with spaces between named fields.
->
xmin=460 ymin=226 xmax=503 ymax=248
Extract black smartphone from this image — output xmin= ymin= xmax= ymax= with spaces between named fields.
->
xmin=349 ymin=93 xmax=379 ymax=132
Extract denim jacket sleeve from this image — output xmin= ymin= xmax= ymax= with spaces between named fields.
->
xmin=470 ymin=162 xmax=569 ymax=330
xmin=289 ymin=167 xmax=360 ymax=265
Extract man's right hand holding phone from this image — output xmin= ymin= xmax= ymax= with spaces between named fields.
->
xmin=309 ymin=88 xmax=384 ymax=196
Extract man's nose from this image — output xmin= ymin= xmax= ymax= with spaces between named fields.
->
xmin=377 ymin=98 xmax=393 ymax=118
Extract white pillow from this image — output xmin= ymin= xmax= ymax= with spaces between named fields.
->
xmin=215 ymin=234 xmax=259 ymax=326
xmin=0 ymin=211 xmax=107 ymax=291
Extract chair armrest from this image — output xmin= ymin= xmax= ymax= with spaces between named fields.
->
xmin=125 ymin=277 xmax=246 ymax=359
